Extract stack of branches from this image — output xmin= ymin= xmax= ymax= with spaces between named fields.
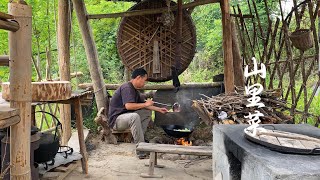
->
xmin=192 ymin=88 xmax=293 ymax=126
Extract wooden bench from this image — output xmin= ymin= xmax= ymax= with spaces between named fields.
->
xmin=112 ymin=129 xmax=132 ymax=143
xmin=136 ymin=142 xmax=212 ymax=178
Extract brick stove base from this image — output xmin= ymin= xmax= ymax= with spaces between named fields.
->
xmin=212 ymin=124 xmax=320 ymax=180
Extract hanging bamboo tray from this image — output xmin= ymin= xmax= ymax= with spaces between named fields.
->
xmin=2 ymin=81 xmax=71 ymax=101
xmin=117 ymin=0 xmax=196 ymax=82
xmin=244 ymin=127 xmax=320 ymax=155
xmin=289 ymin=29 xmax=314 ymax=51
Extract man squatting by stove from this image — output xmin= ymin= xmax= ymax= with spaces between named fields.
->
xmin=108 ymin=68 xmax=168 ymax=158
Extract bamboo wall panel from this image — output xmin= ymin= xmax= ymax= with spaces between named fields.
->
xmin=117 ymin=0 xmax=196 ymax=82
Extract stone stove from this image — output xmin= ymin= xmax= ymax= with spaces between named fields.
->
xmin=212 ymin=124 xmax=320 ymax=180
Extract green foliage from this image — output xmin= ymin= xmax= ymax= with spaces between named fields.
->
xmin=82 ymin=102 xmax=99 ymax=134
xmin=191 ymin=4 xmax=223 ymax=76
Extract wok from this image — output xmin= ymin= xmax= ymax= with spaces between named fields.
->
xmin=161 ymin=125 xmax=193 ymax=138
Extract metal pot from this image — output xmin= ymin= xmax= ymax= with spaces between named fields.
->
xmin=34 ymin=111 xmax=61 ymax=166
xmin=161 ymin=125 xmax=193 ymax=138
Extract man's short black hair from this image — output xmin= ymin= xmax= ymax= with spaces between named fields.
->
xmin=131 ymin=68 xmax=147 ymax=79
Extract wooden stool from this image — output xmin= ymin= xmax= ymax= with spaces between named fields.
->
xmin=112 ymin=129 xmax=132 ymax=143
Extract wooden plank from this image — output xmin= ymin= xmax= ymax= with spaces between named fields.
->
xmin=299 ymin=140 xmax=320 ymax=149
xmin=259 ymin=135 xmax=281 ymax=146
xmin=57 ymin=161 xmax=80 ymax=180
xmin=281 ymin=138 xmax=306 ymax=149
xmin=41 ymin=161 xmax=80 ymax=180
xmin=257 ymin=129 xmax=320 ymax=144
xmin=152 ymin=40 xmax=160 ymax=74
xmin=0 ymin=107 xmax=19 ymax=120
xmin=41 ymin=172 xmax=60 ymax=180
xmin=136 ymin=142 xmax=212 ymax=156
xmin=277 ymin=137 xmax=294 ymax=148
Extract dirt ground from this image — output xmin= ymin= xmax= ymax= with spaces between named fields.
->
xmin=65 ymin=135 xmax=213 ymax=180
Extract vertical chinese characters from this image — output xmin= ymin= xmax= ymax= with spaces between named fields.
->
xmin=244 ymin=57 xmax=266 ymax=135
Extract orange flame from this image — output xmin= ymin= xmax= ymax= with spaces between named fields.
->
xmin=176 ymin=138 xmax=192 ymax=146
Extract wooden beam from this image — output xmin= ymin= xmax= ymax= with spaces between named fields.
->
xmin=0 ymin=11 xmax=14 ymax=20
xmin=231 ymin=18 xmax=245 ymax=87
xmin=8 ymin=2 xmax=32 ymax=179
xmin=72 ymin=0 xmax=108 ymax=118
xmin=0 ymin=18 xmax=19 ymax=32
xmin=78 ymin=82 xmax=222 ymax=90
xmin=58 ymin=0 xmax=72 ymax=146
xmin=220 ymin=0 xmax=235 ymax=94
xmin=52 ymin=71 xmax=84 ymax=81
xmin=87 ymin=0 xmax=220 ymax=19
xmin=0 ymin=55 xmax=9 ymax=66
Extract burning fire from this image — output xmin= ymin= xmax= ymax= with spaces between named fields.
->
xmin=176 ymin=138 xmax=192 ymax=146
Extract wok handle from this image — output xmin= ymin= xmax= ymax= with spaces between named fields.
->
xmin=148 ymin=101 xmax=172 ymax=107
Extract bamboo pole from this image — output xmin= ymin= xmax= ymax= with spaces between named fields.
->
xmin=0 ymin=18 xmax=19 ymax=32
xmin=78 ymin=82 xmax=222 ymax=90
xmin=8 ymin=2 xmax=32 ymax=180
xmin=0 ymin=55 xmax=9 ymax=66
xmin=87 ymin=0 xmax=219 ymax=19
xmin=58 ymin=0 xmax=72 ymax=146
xmin=220 ymin=0 xmax=235 ymax=93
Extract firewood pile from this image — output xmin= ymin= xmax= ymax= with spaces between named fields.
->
xmin=192 ymin=88 xmax=293 ymax=125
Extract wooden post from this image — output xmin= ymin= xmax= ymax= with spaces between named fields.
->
xmin=58 ymin=0 xmax=72 ymax=145
xmin=231 ymin=18 xmax=245 ymax=87
xmin=8 ymin=2 xmax=32 ymax=179
xmin=72 ymin=0 xmax=108 ymax=114
xmin=220 ymin=0 xmax=235 ymax=94
xmin=74 ymin=98 xmax=88 ymax=174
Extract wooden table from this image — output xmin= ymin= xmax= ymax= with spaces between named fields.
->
xmin=0 ymin=90 xmax=91 ymax=174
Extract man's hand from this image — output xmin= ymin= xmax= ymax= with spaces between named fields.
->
xmin=158 ymin=107 xmax=168 ymax=114
xmin=144 ymin=99 xmax=154 ymax=107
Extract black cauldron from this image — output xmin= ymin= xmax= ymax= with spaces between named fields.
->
xmin=34 ymin=111 xmax=61 ymax=169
